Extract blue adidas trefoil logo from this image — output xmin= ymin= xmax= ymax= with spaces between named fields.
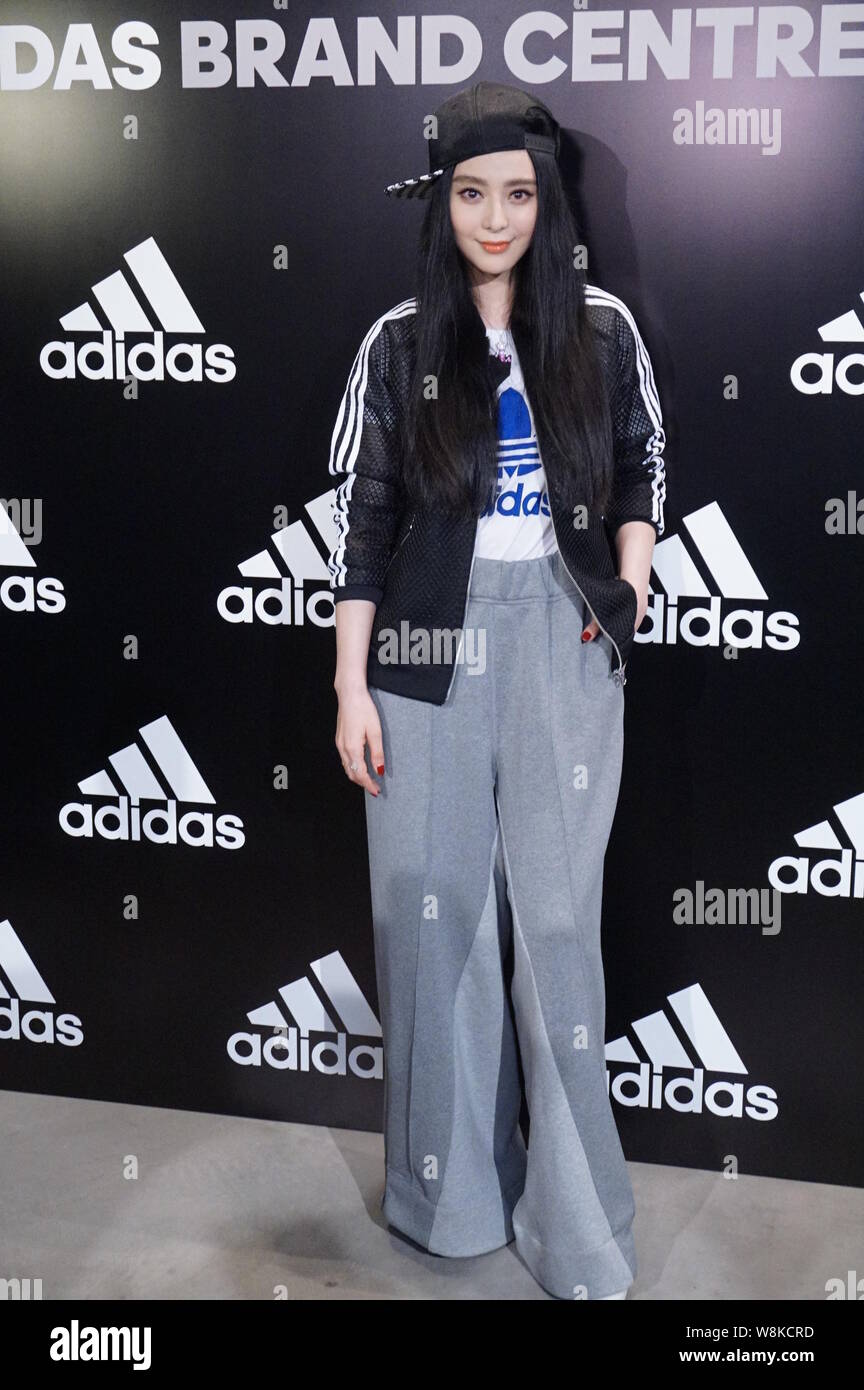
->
xmin=482 ymin=460 xmax=551 ymax=519
xmin=482 ymin=384 xmax=550 ymax=519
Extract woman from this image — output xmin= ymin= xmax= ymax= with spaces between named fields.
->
xmin=327 ymin=81 xmax=666 ymax=1300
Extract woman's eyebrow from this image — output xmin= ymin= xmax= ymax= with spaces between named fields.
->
xmin=451 ymin=175 xmax=538 ymax=188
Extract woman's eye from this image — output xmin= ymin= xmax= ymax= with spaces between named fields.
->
xmin=457 ymin=187 xmax=533 ymax=202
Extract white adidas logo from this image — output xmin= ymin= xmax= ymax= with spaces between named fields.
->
xmin=791 ymin=288 xmax=864 ymax=395
xmin=605 ymin=982 xmax=777 ymax=1120
xmin=635 ymin=499 xmax=799 ymax=656
xmin=0 ymin=500 xmax=65 ymax=614
xmin=227 ymin=949 xmax=383 ymax=1078
xmin=769 ymin=790 xmax=864 ymax=899
xmin=59 ymin=714 xmax=245 ymax=848
xmin=40 ymin=235 xmax=235 ymax=384
xmin=0 ymin=918 xmax=83 ymax=1047
xmin=217 ymin=489 xmax=339 ymax=628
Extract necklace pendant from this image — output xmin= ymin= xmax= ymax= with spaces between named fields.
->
xmin=485 ymin=322 xmax=512 ymax=364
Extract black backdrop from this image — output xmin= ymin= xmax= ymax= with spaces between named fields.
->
xmin=2 ymin=0 xmax=862 ymax=1186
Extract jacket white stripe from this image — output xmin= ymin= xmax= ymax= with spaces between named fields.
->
xmin=584 ymin=283 xmax=666 ymax=534
xmin=328 ymin=298 xmax=417 ymax=587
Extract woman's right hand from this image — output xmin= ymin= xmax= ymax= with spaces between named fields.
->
xmin=334 ymin=683 xmax=385 ymax=796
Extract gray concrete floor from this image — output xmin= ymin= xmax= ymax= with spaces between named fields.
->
xmin=3 ymin=1088 xmax=861 ymax=1300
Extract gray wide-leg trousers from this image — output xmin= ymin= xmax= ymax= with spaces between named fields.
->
xmin=364 ymin=550 xmax=636 ymax=1300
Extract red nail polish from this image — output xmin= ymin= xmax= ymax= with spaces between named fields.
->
xmin=581 ymin=630 xmax=590 ymax=642
xmin=377 ymin=764 xmax=385 ymax=775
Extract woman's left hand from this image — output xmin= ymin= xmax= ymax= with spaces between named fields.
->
xmin=581 ymin=579 xmax=645 ymax=642
xmin=582 ymin=522 xmax=655 ymax=642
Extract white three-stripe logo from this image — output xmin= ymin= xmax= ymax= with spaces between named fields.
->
xmin=0 ymin=919 xmax=55 ymax=1004
xmin=236 ymin=490 xmax=340 ymax=583
xmin=58 ymin=236 xmax=204 ymax=336
xmin=0 ymin=503 xmax=36 ymax=569
xmin=649 ymin=500 xmax=767 ymax=602
xmin=606 ymin=983 xmax=747 ymax=1074
xmin=77 ymin=715 xmax=215 ymax=804
xmin=792 ymin=790 xmax=864 ymax=855
xmin=816 ymin=289 xmax=864 ymax=342
xmin=246 ymin=951 xmax=382 ymax=1037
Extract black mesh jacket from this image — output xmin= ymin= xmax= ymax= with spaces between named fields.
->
xmin=327 ymin=285 xmax=666 ymax=704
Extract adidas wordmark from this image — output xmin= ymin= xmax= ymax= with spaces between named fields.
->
xmin=218 ymin=491 xmax=338 ymax=627
xmin=0 ymin=501 xmax=65 ymax=613
xmin=0 ymin=918 xmax=83 ymax=1046
xmin=227 ymin=950 xmax=383 ymax=1078
xmin=605 ymin=983 xmax=777 ymax=1120
xmin=59 ymin=715 xmax=244 ymax=848
xmin=40 ymin=236 xmax=235 ymax=384
xmin=636 ymin=501 xmax=798 ymax=655
xmin=768 ymin=790 xmax=864 ymax=898
xmin=790 ymin=287 xmax=864 ymax=396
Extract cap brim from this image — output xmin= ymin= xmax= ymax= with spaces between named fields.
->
xmin=385 ymin=168 xmax=444 ymax=199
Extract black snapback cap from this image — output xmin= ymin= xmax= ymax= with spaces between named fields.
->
xmin=385 ymin=80 xmax=561 ymax=199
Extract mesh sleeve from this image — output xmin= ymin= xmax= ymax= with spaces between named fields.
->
xmin=327 ymin=316 xmax=405 ymax=605
xmin=604 ymin=303 xmax=667 ymax=538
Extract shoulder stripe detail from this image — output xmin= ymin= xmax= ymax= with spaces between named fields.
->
xmin=329 ymin=298 xmax=416 ymax=480
xmin=583 ymin=284 xmax=662 ymax=427
xmin=584 ymin=283 xmax=666 ymax=533
xmin=328 ymin=299 xmax=416 ymax=588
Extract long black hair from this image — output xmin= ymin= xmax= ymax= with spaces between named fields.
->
xmin=399 ymin=152 xmax=616 ymax=521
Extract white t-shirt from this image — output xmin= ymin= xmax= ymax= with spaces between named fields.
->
xmin=473 ymin=325 xmax=558 ymax=561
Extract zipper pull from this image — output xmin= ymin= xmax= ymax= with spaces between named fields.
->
xmin=612 ymin=666 xmax=627 ymax=688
